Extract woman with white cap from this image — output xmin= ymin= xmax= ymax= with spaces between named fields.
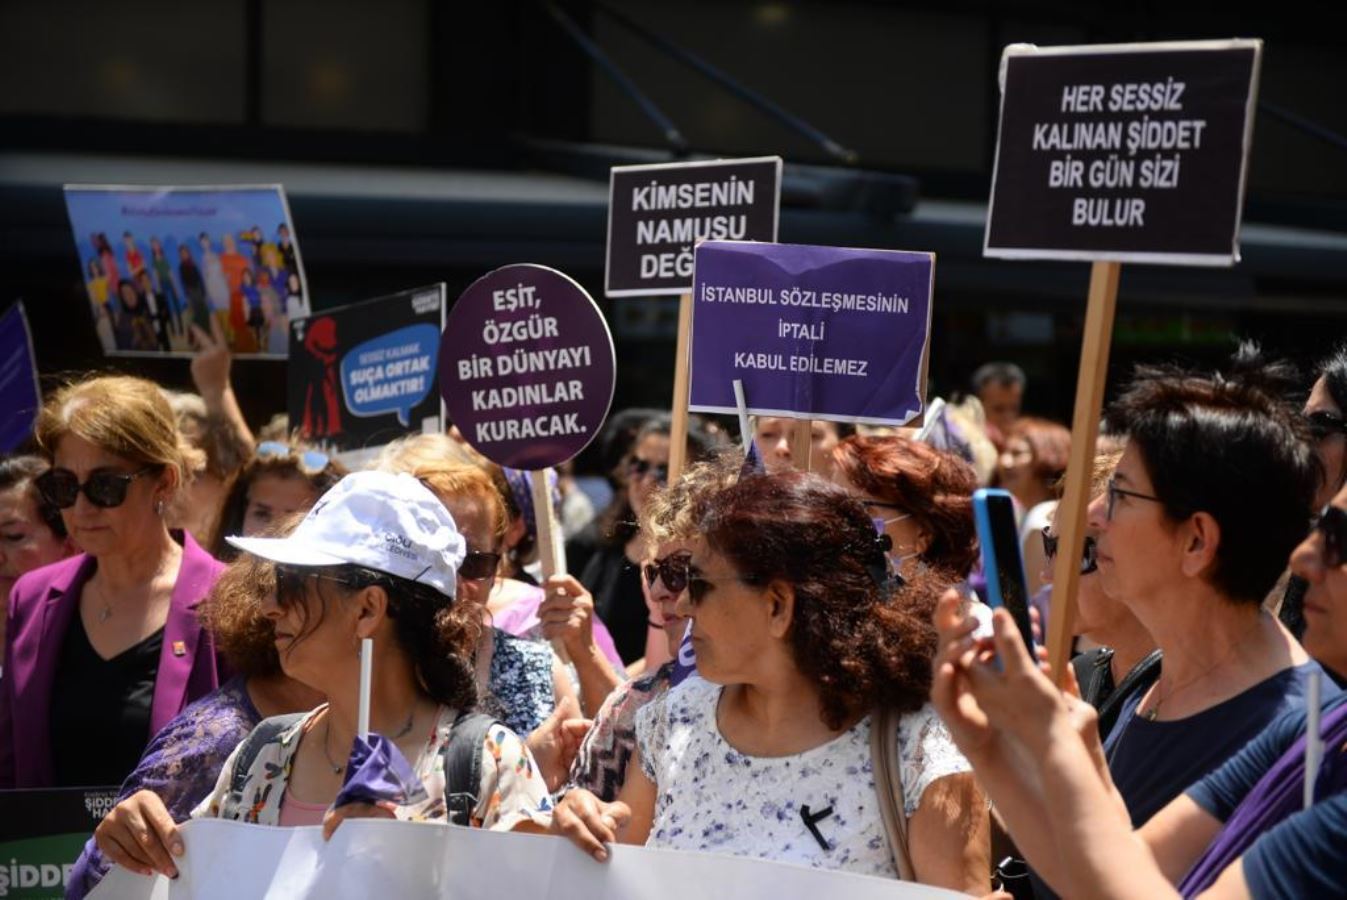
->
xmin=93 ymin=471 xmax=553 ymax=877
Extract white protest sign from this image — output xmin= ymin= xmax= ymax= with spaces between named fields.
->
xmin=91 ymin=818 xmax=965 ymax=900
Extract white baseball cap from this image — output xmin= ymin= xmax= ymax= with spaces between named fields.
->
xmin=226 ymin=470 xmax=465 ymax=599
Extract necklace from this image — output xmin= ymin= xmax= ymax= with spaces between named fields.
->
xmin=320 ymin=708 xmax=419 ymax=775
xmin=1137 ymin=639 xmax=1247 ymax=722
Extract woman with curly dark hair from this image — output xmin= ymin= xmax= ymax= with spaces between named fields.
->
xmin=831 ymin=434 xmax=979 ymax=584
xmin=552 ymin=470 xmax=988 ymax=890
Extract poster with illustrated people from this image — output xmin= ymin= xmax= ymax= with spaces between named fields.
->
xmin=287 ymin=284 xmax=446 ymax=467
xmin=62 ymin=185 xmax=311 ymax=358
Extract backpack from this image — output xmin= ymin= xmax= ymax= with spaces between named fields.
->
xmin=226 ymin=709 xmax=502 ymax=825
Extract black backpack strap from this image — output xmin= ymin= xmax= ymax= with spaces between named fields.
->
xmin=1072 ymin=647 xmax=1115 ymax=709
xmin=227 ymin=713 xmax=306 ymax=812
xmin=441 ymin=711 xmax=502 ymax=826
xmin=1096 ymin=650 xmax=1163 ymax=740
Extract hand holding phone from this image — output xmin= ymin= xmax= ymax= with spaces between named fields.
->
xmin=973 ymin=488 xmax=1037 ymax=658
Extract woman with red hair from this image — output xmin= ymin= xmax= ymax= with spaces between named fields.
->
xmin=831 ymin=435 xmax=979 ymax=584
xmin=996 ymin=417 xmax=1071 ymax=513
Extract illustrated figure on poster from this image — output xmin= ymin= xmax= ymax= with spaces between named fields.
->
xmin=114 ymin=279 xmax=157 ymax=352
xmin=93 ymin=232 xmax=120 ymax=295
xmin=178 ymin=243 xmax=213 ymax=340
xmin=122 ymin=230 xmax=146 ymax=279
xmin=242 ymin=268 xmax=266 ymax=351
xmin=148 ymin=236 xmax=184 ymax=337
xmin=300 ymin=316 xmax=342 ymax=438
xmin=137 ymin=270 xmax=172 ymax=352
xmin=85 ymin=257 xmax=108 ymax=308
xmin=277 ymin=222 xmax=298 ymax=278
xmin=240 ymin=225 xmax=265 ymax=269
xmin=219 ymin=232 xmax=252 ymax=351
xmin=198 ymin=233 xmax=232 ymax=342
xmin=285 ymin=271 xmax=307 ymax=319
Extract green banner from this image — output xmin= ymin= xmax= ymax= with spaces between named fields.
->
xmin=0 ymin=787 xmax=118 ymax=900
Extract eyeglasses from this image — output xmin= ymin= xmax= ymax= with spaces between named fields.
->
xmin=1105 ymin=477 xmax=1165 ymax=521
xmin=627 ymin=457 xmax=668 ymax=484
xmin=686 ymin=570 xmax=761 ymax=605
xmin=458 ymin=550 xmax=501 ymax=581
xmin=1041 ymin=527 xmax=1099 ymax=575
xmin=1306 ymin=411 xmax=1347 ymax=442
xmin=256 ymin=441 xmax=331 ymax=474
xmin=275 ymin=566 xmax=358 ymax=601
xmin=1312 ymin=505 xmax=1347 ymax=568
xmin=643 ymin=553 xmax=691 ymax=594
xmin=35 ymin=466 xmax=155 ymax=509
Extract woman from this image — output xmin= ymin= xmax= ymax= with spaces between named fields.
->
xmin=831 ymin=434 xmax=979 ymax=585
xmin=207 ymin=440 xmax=346 ymax=561
xmin=562 ymin=457 xmax=736 ymax=803
xmin=74 ymin=548 xmax=325 ymax=893
xmin=0 ymin=375 xmax=226 ymax=788
xmin=996 ymin=416 xmax=1070 ymax=514
xmin=929 ymin=477 xmax=1347 ymax=898
xmin=0 ymin=456 xmax=76 ymax=657
xmin=754 ymin=416 xmax=854 ymax=477
xmin=375 ymin=443 xmax=575 ymax=736
xmin=198 ymin=233 xmax=231 ymax=341
xmin=555 ymin=471 xmax=989 ymax=891
xmin=113 ymin=280 xmax=158 ymax=352
xmin=571 ymin=415 xmax=717 ymax=665
xmin=195 ymin=471 xmax=551 ymax=831
xmin=1080 ymin=349 xmax=1335 ymax=827
xmin=148 ymin=237 xmax=183 ymax=338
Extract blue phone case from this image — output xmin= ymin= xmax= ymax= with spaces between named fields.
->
xmin=972 ymin=487 xmax=1035 ymax=652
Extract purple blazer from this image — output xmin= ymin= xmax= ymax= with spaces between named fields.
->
xmin=0 ymin=531 xmax=225 ymax=788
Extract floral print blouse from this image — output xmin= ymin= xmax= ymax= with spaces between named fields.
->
xmin=482 ymin=627 xmax=556 ymax=737
xmin=634 ymin=677 xmax=971 ymax=879
xmin=191 ymin=703 xmax=552 ymax=831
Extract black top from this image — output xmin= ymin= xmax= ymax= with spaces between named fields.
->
xmin=49 ymin=613 xmax=163 ymax=788
xmin=577 ymin=542 xmax=647 ymax=666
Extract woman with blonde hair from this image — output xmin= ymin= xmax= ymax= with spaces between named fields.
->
xmin=0 ymin=375 xmax=226 ymax=788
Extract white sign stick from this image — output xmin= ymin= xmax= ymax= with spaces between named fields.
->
xmin=358 ymin=638 xmax=373 ymax=739
xmin=1304 ymin=669 xmax=1323 ymax=810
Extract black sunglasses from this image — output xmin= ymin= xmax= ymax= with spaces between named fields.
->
xmin=643 ymin=553 xmax=691 ymax=594
xmin=686 ymin=570 xmax=761 ymax=605
xmin=275 ymin=566 xmax=359 ymax=601
xmin=1314 ymin=505 xmax=1347 ymax=568
xmin=1041 ymin=527 xmax=1099 ymax=575
xmin=627 ymin=457 xmax=669 ymax=484
xmin=1306 ymin=411 xmax=1347 ymax=442
xmin=459 ymin=550 xmax=501 ymax=581
xmin=35 ymin=466 xmax=155 ymax=510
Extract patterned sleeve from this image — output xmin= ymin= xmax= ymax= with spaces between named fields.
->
xmin=190 ymin=738 xmax=246 ymax=820
xmin=895 ymin=704 xmax=973 ymax=818
xmin=473 ymin=722 xmax=554 ymax=831
xmin=633 ymin=688 xmax=670 ymax=783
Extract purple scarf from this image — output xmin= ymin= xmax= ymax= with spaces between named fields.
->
xmin=1179 ymin=699 xmax=1347 ymax=896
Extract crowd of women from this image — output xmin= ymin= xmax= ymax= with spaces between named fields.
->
xmin=0 ymin=338 xmax=1343 ymax=899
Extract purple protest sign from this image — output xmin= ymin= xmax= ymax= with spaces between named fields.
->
xmin=689 ymin=241 xmax=934 ymax=426
xmin=440 ymin=264 xmax=616 ymax=470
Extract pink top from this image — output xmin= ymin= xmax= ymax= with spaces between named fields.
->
xmin=278 ymin=788 xmax=328 ymax=827
xmin=491 ymin=583 xmax=625 ymax=669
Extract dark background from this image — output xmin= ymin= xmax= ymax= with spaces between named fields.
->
xmin=3 ymin=0 xmax=1345 ymax=437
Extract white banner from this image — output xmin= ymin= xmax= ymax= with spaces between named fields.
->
xmin=90 ymin=819 xmax=965 ymax=900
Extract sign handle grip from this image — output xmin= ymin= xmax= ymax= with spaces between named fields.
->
xmin=1046 ymin=260 xmax=1120 ymax=686
xmin=668 ymin=292 xmax=694 ymax=483
xmin=531 ymin=468 xmax=570 ymax=664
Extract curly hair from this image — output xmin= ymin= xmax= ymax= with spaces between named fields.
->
xmin=1104 ymin=342 xmax=1317 ymax=603
xmin=832 ymin=435 xmax=979 ymax=578
xmin=700 ymin=470 xmax=940 ymax=730
xmin=642 ymin=451 xmax=743 ymax=546
xmin=198 ymin=551 xmax=283 ymax=678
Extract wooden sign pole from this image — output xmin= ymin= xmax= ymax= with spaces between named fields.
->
xmin=1045 ymin=260 xmax=1121 ymax=686
xmin=530 ymin=468 xmax=570 ymax=663
xmin=668 ymin=292 xmax=694 ymax=483
xmin=790 ymin=419 xmax=814 ymax=472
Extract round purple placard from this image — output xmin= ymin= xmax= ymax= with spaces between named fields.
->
xmin=440 ymin=264 xmax=616 ymax=470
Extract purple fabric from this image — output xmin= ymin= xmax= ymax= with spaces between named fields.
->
xmin=739 ymin=439 xmax=766 ymax=478
xmin=66 ymin=677 xmax=261 ymax=900
xmin=1179 ymin=700 xmax=1347 ymax=897
xmin=333 ymin=733 xmax=428 ymax=810
xmin=918 ymin=402 xmax=976 ymax=465
xmin=669 ymin=622 xmax=697 ymax=688
xmin=503 ymin=467 xmax=560 ymax=545
xmin=491 ymin=584 xmax=625 ymax=670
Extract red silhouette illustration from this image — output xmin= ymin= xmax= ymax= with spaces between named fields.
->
xmin=301 ymin=317 xmax=342 ymax=438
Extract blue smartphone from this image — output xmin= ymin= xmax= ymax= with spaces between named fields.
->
xmin=972 ymin=488 xmax=1036 ymax=655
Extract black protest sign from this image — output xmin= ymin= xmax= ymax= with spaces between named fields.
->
xmin=0 ymin=786 xmax=119 ymax=896
xmin=606 ymin=157 xmax=783 ymax=296
xmin=985 ymin=40 xmax=1262 ymax=266
xmin=288 ymin=285 xmax=446 ymax=465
